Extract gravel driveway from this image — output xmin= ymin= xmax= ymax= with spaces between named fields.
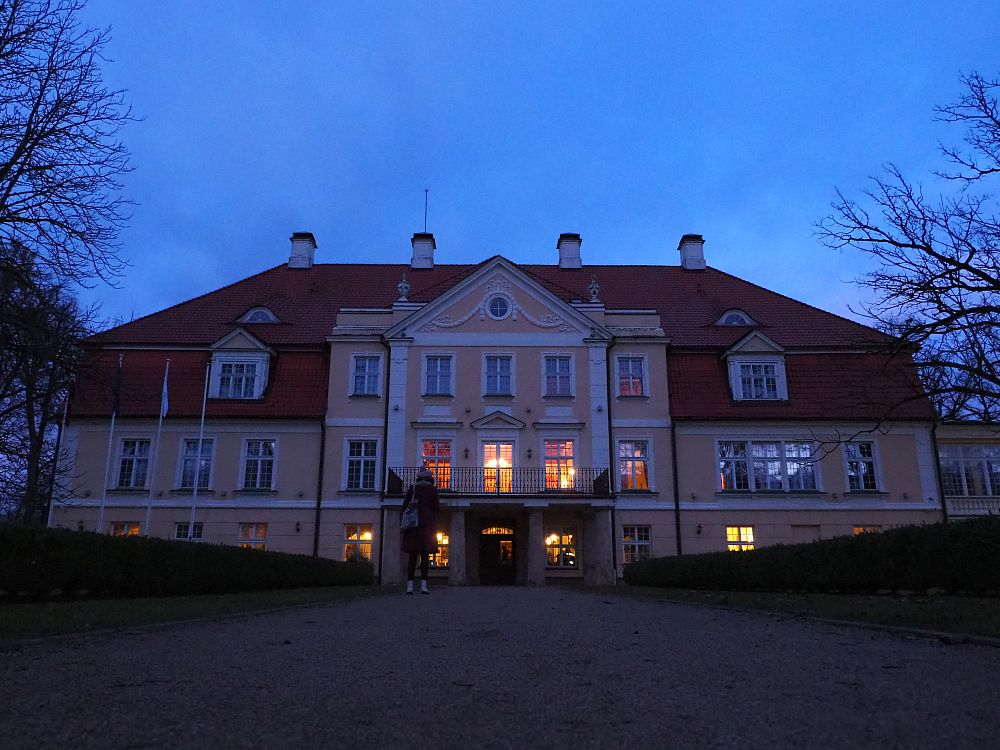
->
xmin=1 ymin=586 xmax=997 ymax=749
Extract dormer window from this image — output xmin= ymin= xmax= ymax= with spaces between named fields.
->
xmin=717 ymin=309 xmax=754 ymax=326
xmin=239 ymin=307 xmax=279 ymax=324
xmin=728 ymin=356 xmax=787 ymax=400
xmin=210 ymin=352 xmax=269 ymax=399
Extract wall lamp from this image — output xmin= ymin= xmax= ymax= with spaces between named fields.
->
xmin=526 ymin=447 xmax=533 ymax=459
xmin=464 ymin=448 xmax=469 ymax=459
xmin=295 ymin=521 xmax=301 ymax=533
xmin=696 ymin=524 xmax=703 ymax=535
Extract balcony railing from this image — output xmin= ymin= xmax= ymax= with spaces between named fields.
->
xmin=945 ymin=496 xmax=1000 ymax=517
xmin=386 ymin=466 xmax=611 ymax=498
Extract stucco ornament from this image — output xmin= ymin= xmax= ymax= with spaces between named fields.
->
xmin=420 ymin=274 xmax=575 ymax=332
xmin=397 ymin=273 xmax=410 ymax=301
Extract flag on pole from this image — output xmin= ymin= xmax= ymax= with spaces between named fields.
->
xmin=160 ymin=362 xmax=169 ymax=418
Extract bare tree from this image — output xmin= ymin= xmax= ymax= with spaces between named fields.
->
xmin=818 ymin=72 xmax=1000 ymax=421
xmin=0 ymin=0 xmax=132 ymax=285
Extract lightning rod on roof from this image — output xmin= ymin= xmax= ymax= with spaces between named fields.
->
xmin=424 ymin=188 xmax=429 ymax=233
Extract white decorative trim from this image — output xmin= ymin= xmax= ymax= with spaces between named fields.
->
xmin=420 ymin=274 xmax=576 ymax=332
xmin=726 ymin=354 xmax=788 ymax=401
xmin=611 ymin=419 xmax=671 ymax=428
xmin=589 ymin=345 xmax=610 ymax=468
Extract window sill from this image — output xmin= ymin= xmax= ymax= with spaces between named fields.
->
xmin=483 ymin=393 xmax=514 ymax=399
xmin=618 ymin=489 xmax=657 ymax=496
xmin=542 ymin=394 xmax=575 ymax=400
xmin=715 ymin=491 xmax=827 ymax=498
xmin=844 ymin=491 xmax=889 ymax=497
xmin=170 ymin=489 xmax=216 ymax=495
xmin=109 ymin=487 xmax=146 ymax=493
xmin=339 ymin=488 xmax=380 ymax=495
xmin=730 ymin=398 xmax=789 ymax=405
xmin=349 ymin=393 xmax=381 ymax=399
xmin=209 ymin=396 xmax=265 ymax=403
xmin=616 ymin=395 xmax=649 ymax=401
xmin=421 ymin=394 xmax=455 ymax=399
xmin=234 ymin=488 xmax=277 ymax=494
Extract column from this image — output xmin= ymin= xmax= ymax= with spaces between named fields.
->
xmin=381 ymin=508 xmax=402 ymax=585
xmin=526 ymin=508 xmax=546 ymax=586
xmin=385 ymin=342 xmax=410 ymax=478
xmin=583 ymin=507 xmax=615 ymax=586
xmin=448 ymin=507 xmax=467 ymax=585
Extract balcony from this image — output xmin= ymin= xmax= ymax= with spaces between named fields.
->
xmin=386 ymin=466 xmax=611 ymax=498
xmin=945 ymin=496 xmax=1000 ymax=517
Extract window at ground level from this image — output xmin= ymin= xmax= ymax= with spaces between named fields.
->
xmin=344 ymin=524 xmax=373 ymax=561
xmin=726 ymin=526 xmax=754 ymax=551
xmin=239 ymin=522 xmax=267 ymax=550
xmin=622 ymin=525 xmax=651 ymax=563
xmin=845 ymin=442 xmax=879 ymax=491
xmin=938 ymin=444 xmax=1000 ymax=496
xmin=175 ymin=522 xmax=204 ymax=540
xmin=111 ymin=522 xmax=140 ymax=536
xmin=852 ymin=526 xmax=881 ymax=535
xmin=431 ymin=531 xmax=449 ymax=568
xmin=718 ymin=440 xmax=817 ymax=492
xmin=619 ymin=441 xmax=649 ymax=490
xmin=545 ymin=528 xmax=576 ymax=567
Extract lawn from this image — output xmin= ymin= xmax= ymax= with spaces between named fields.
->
xmin=0 ymin=586 xmax=386 ymax=643
xmin=609 ymin=586 xmax=1000 ymax=640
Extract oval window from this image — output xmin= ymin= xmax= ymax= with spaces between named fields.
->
xmin=488 ymin=296 xmax=510 ymax=319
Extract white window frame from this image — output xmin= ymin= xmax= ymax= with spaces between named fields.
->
xmin=615 ymin=353 xmax=649 ymax=398
xmin=622 ymin=525 xmax=651 ymax=564
xmin=545 ymin=527 xmax=577 ymax=568
xmin=422 ymin=353 xmax=455 ymax=397
xmin=542 ymin=437 xmax=577 ymax=490
xmin=938 ymin=444 xmax=1000 ymax=497
xmin=844 ymin=440 xmax=882 ymax=492
xmin=726 ymin=525 xmax=755 ymax=551
xmin=481 ymin=438 xmax=516 ymax=493
xmin=238 ymin=307 xmax=279 ymax=324
xmin=110 ymin=521 xmax=141 ymax=536
xmin=175 ymin=522 xmax=204 ymax=541
xmin=240 ymin=437 xmax=277 ymax=491
xmin=617 ymin=437 xmax=654 ymax=492
xmin=716 ymin=309 xmax=755 ymax=326
xmin=542 ymin=352 xmax=575 ymax=397
xmin=716 ymin=439 xmax=821 ymax=493
xmin=176 ymin=436 xmax=216 ymax=490
xmin=727 ymin=355 xmax=788 ymax=401
xmin=238 ymin=522 xmax=267 ymax=550
xmin=343 ymin=437 xmax=380 ymax=491
xmin=210 ymin=352 xmax=269 ymax=400
xmin=343 ymin=523 xmax=374 ymax=561
xmin=116 ymin=437 xmax=151 ymax=489
xmin=349 ymin=352 xmax=384 ymax=397
xmin=482 ymin=352 xmax=516 ymax=397
xmin=419 ymin=437 xmax=453 ymax=490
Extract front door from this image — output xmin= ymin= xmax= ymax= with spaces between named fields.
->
xmin=480 ymin=522 xmax=516 ymax=585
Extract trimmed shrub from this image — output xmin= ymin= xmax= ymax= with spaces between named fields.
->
xmin=623 ymin=517 xmax=1000 ymax=595
xmin=0 ymin=524 xmax=374 ymax=598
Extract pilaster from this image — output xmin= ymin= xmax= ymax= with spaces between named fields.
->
xmin=526 ymin=509 xmax=546 ymax=586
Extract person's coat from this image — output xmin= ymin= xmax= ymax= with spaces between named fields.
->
xmin=400 ymin=479 xmax=441 ymax=554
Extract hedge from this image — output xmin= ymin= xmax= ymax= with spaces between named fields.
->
xmin=623 ymin=517 xmax=1000 ymax=595
xmin=0 ymin=524 xmax=374 ymax=598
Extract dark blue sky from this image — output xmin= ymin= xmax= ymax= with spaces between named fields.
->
xmin=79 ymin=1 xmax=1000 ymax=326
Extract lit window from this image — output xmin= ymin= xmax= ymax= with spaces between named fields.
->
xmin=239 ymin=522 xmax=267 ymax=550
xmin=242 ymin=439 xmax=275 ymax=490
xmin=619 ymin=441 xmax=649 ymax=490
xmin=425 ymin=355 xmax=453 ymax=395
xmin=117 ymin=439 xmax=150 ymax=488
xmin=110 ymin=522 xmax=140 ymax=536
xmin=488 ymin=296 xmax=510 ymax=319
xmin=938 ymin=444 xmax=1000 ymax=497
xmin=483 ymin=441 xmax=513 ymax=493
xmin=179 ymin=438 xmax=213 ymax=489
xmin=852 ymin=526 xmax=881 ymax=535
xmin=352 ymin=355 xmax=381 ymax=396
xmin=422 ymin=440 xmax=451 ymax=489
xmin=544 ymin=440 xmax=576 ymax=490
xmin=545 ymin=528 xmax=576 ymax=567
xmin=718 ymin=440 xmax=817 ymax=492
xmin=726 ymin=526 xmax=754 ymax=551
xmin=431 ymin=530 xmax=450 ymax=568
xmin=618 ymin=357 xmax=645 ymax=397
xmin=175 ymin=522 xmax=204 ymax=540
xmin=347 ymin=440 xmax=378 ymax=490
xmin=344 ymin=524 xmax=373 ymax=561
xmin=845 ymin=442 xmax=879 ymax=491
xmin=622 ymin=526 xmax=650 ymax=563
xmin=219 ymin=362 xmax=258 ymax=399
xmin=484 ymin=355 xmax=513 ymax=395
xmin=544 ymin=355 xmax=573 ymax=396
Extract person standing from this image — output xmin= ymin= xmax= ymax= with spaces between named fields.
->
xmin=401 ymin=467 xmax=440 ymax=594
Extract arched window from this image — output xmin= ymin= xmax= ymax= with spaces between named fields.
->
xmin=239 ymin=307 xmax=279 ymax=324
xmin=717 ymin=309 xmax=754 ymax=326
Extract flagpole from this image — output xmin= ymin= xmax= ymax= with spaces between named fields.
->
xmin=97 ymin=354 xmax=123 ymax=533
xmin=144 ymin=359 xmax=170 ymax=536
xmin=188 ymin=362 xmax=210 ymax=540
xmin=46 ymin=391 xmax=72 ymax=529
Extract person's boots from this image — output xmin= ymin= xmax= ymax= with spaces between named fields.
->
xmin=420 ymin=579 xmax=430 ymax=595
xmin=406 ymin=580 xmax=414 ymax=595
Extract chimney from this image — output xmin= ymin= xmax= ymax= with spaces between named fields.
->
xmin=288 ymin=231 xmax=317 ymax=269
xmin=557 ymin=233 xmax=582 ymax=269
xmin=678 ymin=233 xmax=706 ymax=270
xmin=411 ymin=232 xmax=435 ymax=269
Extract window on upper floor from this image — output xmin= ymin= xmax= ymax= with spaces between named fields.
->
xmin=351 ymin=354 xmax=381 ymax=396
xmin=727 ymin=357 xmax=788 ymax=400
xmin=617 ymin=356 xmax=647 ymax=397
xmin=938 ymin=444 xmax=1000 ymax=497
xmin=845 ymin=441 xmax=879 ymax=492
xmin=179 ymin=438 xmax=214 ymax=489
xmin=717 ymin=440 xmax=818 ymax=492
xmin=117 ymin=438 xmax=150 ymax=488
xmin=618 ymin=440 xmax=650 ymax=491
xmin=242 ymin=439 xmax=275 ymax=490
xmin=484 ymin=355 xmax=513 ymax=396
xmin=543 ymin=355 xmax=573 ymax=397
xmin=346 ymin=440 xmax=378 ymax=490
xmin=716 ymin=309 xmax=755 ymax=326
xmin=424 ymin=355 xmax=453 ymax=396
xmin=239 ymin=307 xmax=279 ymax=324
xmin=211 ymin=353 xmax=269 ymax=400
xmin=544 ymin=439 xmax=576 ymax=490
xmin=422 ymin=440 xmax=452 ymax=489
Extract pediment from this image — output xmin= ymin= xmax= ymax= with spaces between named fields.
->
xmin=210 ymin=328 xmax=273 ymax=353
xmin=384 ymin=257 xmax=610 ymax=341
xmin=470 ymin=410 xmax=526 ymax=430
xmin=726 ymin=330 xmax=784 ymax=355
